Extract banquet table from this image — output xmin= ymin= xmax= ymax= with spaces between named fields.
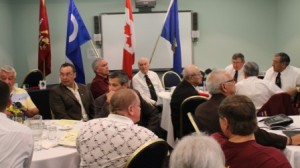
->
xmin=157 ymin=91 xmax=175 ymax=147
xmin=258 ymin=115 xmax=300 ymax=168
xmin=30 ymin=120 xmax=84 ymax=168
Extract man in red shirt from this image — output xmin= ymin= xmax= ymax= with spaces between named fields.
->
xmin=90 ymin=58 xmax=109 ymax=99
xmin=212 ymin=95 xmax=291 ymax=168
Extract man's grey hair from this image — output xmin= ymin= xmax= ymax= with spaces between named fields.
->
xmin=206 ymin=69 xmax=229 ymax=94
xmin=91 ymin=58 xmax=104 ymax=72
xmin=0 ymin=65 xmax=17 ymax=77
xmin=243 ymin=61 xmax=259 ymax=77
xmin=170 ymin=133 xmax=225 ymax=168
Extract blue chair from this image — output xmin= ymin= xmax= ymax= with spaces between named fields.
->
xmin=162 ymin=71 xmax=181 ymax=89
xmin=22 ymin=69 xmax=44 ymax=89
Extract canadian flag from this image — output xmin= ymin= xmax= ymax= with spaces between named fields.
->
xmin=123 ymin=0 xmax=136 ymax=79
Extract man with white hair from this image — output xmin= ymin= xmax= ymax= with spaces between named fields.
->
xmin=132 ymin=57 xmax=164 ymax=105
xmin=170 ymin=133 xmax=225 ymax=168
xmin=170 ymin=64 xmax=203 ymax=139
xmin=0 ymin=65 xmax=39 ymax=117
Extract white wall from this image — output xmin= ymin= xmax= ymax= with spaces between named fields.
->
xmin=2 ymin=0 xmax=300 ymax=84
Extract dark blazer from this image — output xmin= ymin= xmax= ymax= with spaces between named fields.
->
xmin=170 ymin=79 xmax=199 ymax=139
xmin=49 ymin=83 xmax=95 ymax=120
xmin=94 ymin=90 xmax=161 ymax=136
xmin=195 ymin=93 xmax=287 ymax=150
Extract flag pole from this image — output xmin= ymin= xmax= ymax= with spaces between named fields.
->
xmin=43 ymin=61 xmax=46 ymax=79
xmin=89 ymin=40 xmax=101 ymax=58
xmin=149 ymin=0 xmax=175 ymax=65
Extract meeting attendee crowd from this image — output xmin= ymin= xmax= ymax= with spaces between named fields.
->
xmin=1 ymin=51 xmax=300 ymax=168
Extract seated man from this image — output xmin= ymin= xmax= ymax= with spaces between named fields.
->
xmin=132 ymin=57 xmax=164 ymax=105
xmin=0 ymin=65 xmax=39 ymax=117
xmin=49 ymin=63 xmax=94 ymax=121
xmin=170 ymin=133 xmax=225 ymax=168
xmin=235 ymin=61 xmax=283 ymax=110
xmin=225 ymin=53 xmax=245 ymax=82
xmin=170 ymin=64 xmax=203 ymax=139
xmin=0 ymin=81 xmax=34 ymax=168
xmin=264 ymin=52 xmax=300 ymax=94
xmin=195 ymin=69 xmax=300 ymax=150
xmin=94 ymin=71 xmax=163 ymax=137
xmin=90 ymin=58 xmax=109 ymax=99
xmin=212 ymin=95 xmax=291 ymax=168
xmin=77 ymin=89 xmax=158 ymax=168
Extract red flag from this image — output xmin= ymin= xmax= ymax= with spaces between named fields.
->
xmin=123 ymin=0 xmax=135 ymax=79
xmin=38 ymin=0 xmax=51 ymax=76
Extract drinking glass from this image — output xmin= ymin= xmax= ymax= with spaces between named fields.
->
xmin=28 ymin=115 xmax=43 ymax=150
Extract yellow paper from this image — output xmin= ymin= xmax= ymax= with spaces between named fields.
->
xmin=54 ymin=120 xmax=79 ymax=126
xmin=58 ymin=130 xmax=79 ymax=147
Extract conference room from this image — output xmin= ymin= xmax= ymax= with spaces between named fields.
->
xmin=1 ymin=0 xmax=300 ymax=167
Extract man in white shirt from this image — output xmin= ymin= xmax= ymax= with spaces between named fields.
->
xmin=0 ymin=81 xmax=34 ymax=168
xmin=0 ymin=65 xmax=39 ymax=117
xmin=132 ymin=57 xmax=164 ymax=105
xmin=264 ymin=52 xmax=300 ymax=95
xmin=77 ymin=89 xmax=158 ymax=168
xmin=235 ymin=62 xmax=283 ymax=110
xmin=225 ymin=53 xmax=245 ymax=82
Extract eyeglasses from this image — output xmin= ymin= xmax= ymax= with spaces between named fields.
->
xmin=223 ymin=79 xmax=235 ymax=84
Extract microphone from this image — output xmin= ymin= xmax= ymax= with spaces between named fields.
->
xmin=12 ymin=102 xmax=27 ymax=112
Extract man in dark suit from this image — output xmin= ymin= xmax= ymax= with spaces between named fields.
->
xmin=195 ymin=69 xmax=300 ymax=149
xmin=94 ymin=71 xmax=164 ymax=138
xmin=170 ymin=65 xmax=203 ymax=139
xmin=50 ymin=63 xmax=94 ymax=121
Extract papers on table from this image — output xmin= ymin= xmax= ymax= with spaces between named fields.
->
xmin=58 ymin=130 xmax=79 ymax=147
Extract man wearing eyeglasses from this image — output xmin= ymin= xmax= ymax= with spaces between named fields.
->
xmin=195 ymin=69 xmax=300 ymax=149
xmin=170 ymin=64 xmax=203 ymax=139
xmin=264 ymin=52 xmax=300 ymax=95
xmin=225 ymin=53 xmax=245 ymax=82
xmin=49 ymin=63 xmax=95 ymax=121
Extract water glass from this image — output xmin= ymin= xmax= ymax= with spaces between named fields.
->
xmin=28 ymin=115 xmax=43 ymax=151
xmin=48 ymin=125 xmax=57 ymax=141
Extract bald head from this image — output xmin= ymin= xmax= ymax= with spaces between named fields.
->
xmin=138 ymin=57 xmax=150 ymax=74
xmin=182 ymin=65 xmax=202 ymax=86
xmin=109 ymin=89 xmax=141 ymax=123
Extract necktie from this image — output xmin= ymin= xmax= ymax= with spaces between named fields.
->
xmin=234 ymin=70 xmax=238 ymax=82
xmin=145 ymin=74 xmax=157 ymax=101
xmin=275 ymin=72 xmax=281 ymax=88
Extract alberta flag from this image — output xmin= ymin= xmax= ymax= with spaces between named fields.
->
xmin=66 ymin=0 xmax=91 ymax=84
xmin=161 ymin=0 xmax=182 ymax=75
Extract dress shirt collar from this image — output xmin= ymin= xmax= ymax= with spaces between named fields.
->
xmin=66 ymin=82 xmax=78 ymax=92
xmin=107 ymin=114 xmax=134 ymax=125
xmin=0 ymin=112 xmax=7 ymax=118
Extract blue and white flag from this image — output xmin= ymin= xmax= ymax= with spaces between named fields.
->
xmin=161 ymin=0 xmax=182 ymax=75
xmin=66 ymin=0 xmax=91 ymax=84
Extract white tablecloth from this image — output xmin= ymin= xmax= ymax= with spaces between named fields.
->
xmin=258 ymin=116 xmax=300 ymax=168
xmin=157 ymin=91 xmax=175 ymax=147
xmin=30 ymin=120 xmax=84 ymax=168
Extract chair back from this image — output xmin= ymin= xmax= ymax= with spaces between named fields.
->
xmin=257 ymin=92 xmax=296 ymax=116
xmin=179 ymin=96 xmax=208 ymax=138
xmin=125 ymin=138 xmax=169 ymax=168
xmin=162 ymin=71 xmax=181 ymax=89
xmin=187 ymin=112 xmax=201 ymax=133
xmin=22 ymin=69 xmax=44 ymax=88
